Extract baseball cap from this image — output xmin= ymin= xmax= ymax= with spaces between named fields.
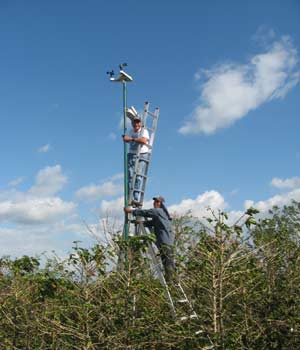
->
xmin=153 ymin=195 xmax=165 ymax=203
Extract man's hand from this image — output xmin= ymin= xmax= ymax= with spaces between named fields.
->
xmin=123 ymin=135 xmax=133 ymax=142
xmin=124 ymin=207 xmax=133 ymax=214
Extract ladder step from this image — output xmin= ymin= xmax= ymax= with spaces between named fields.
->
xmin=180 ymin=313 xmax=198 ymax=322
xmin=177 ymin=299 xmax=189 ymax=304
xmin=180 ymin=316 xmax=188 ymax=322
xmin=134 ymin=173 xmax=148 ymax=178
xmin=131 ymin=189 xmax=144 ymax=194
xmin=134 ymin=156 xmax=150 ymax=162
xmin=147 ymin=111 xmax=159 ymax=118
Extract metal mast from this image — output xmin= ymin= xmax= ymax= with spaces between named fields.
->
xmin=107 ymin=63 xmax=133 ymax=241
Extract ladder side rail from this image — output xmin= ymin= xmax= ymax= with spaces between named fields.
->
xmin=147 ymin=242 xmax=176 ymax=318
xmin=138 ymin=108 xmax=159 ymax=204
xmin=137 ymin=107 xmax=159 ymax=204
xmin=148 ymin=108 xmax=159 ymax=149
xmin=147 ymin=110 xmax=159 ymax=118
xmin=176 ymin=282 xmax=199 ymax=320
xmin=139 ymin=159 xmax=150 ymax=204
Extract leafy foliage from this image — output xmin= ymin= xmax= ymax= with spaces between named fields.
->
xmin=0 ymin=202 xmax=300 ymax=349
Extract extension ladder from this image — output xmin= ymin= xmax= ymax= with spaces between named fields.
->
xmin=127 ymin=102 xmax=159 ymax=207
xmin=135 ymin=221 xmax=200 ymax=322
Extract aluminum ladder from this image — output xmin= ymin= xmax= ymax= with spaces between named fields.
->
xmin=127 ymin=101 xmax=159 ymax=207
xmin=135 ymin=221 xmax=200 ymax=322
xmin=133 ymin=221 xmax=214 ymax=348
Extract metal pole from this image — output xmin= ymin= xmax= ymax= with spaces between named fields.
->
xmin=107 ymin=65 xmax=133 ymax=242
xmin=123 ymin=81 xmax=129 ymax=241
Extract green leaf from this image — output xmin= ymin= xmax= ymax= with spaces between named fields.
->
xmin=245 ymin=216 xmax=257 ymax=229
xmin=234 ymin=225 xmax=243 ymax=235
xmin=245 ymin=207 xmax=260 ymax=216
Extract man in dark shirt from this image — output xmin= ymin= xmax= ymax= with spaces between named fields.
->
xmin=124 ymin=195 xmax=175 ymax=282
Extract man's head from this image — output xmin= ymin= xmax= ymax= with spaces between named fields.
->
xmin=153 ymin=195 xmax=165 ymax=208
xmin=131 ymin=117 xmax=142 ymax=132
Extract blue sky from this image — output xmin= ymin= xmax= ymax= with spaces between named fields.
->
xmin=0 ymin=0 xmax=299 ymax=257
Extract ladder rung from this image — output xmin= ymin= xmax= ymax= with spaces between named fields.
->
xmin=135 ymin=155 xmax=151 ymax=161
xmin=147 ymin=111 xmax=159 ymax=118
xmin=180 ymin=313 xmax=198 ymax=322
xmin=134 ymin=173 xmax=148 ymax=178
xmin=178 ymin=299 xmax=189 ymax=304
xmin=133 ymin=188 xmax=145 ymax=192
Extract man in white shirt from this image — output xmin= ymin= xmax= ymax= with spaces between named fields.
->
xmin=123 ymin=115 xmax=150 ymax=205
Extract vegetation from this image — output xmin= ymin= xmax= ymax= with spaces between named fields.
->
xmin=1 ymin=202 xmax=300 ymax=349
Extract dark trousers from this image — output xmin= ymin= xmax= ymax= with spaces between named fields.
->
xmin=159 ymin=244 xmax=175 ymax=283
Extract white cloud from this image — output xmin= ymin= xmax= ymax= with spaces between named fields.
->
xmin=76 ymin=174 xmax=123 ymax=201
xmin=243 ymin=176 xmax=300 ymax=215
xmin=76 ymin=182 xmax=122 ymax=201
xmin=29 ymin=165 xmax=68 ymax=197
xmin=0 ymin=197 xmax=75 ymax=225
xmin=0 ymin=165 xmax=75 ymax=226
xmin=0 ymin=221 xmax=86 ymax=258
xmin=169 ymin=191 xmax=227 ymax=217
xmin=252 ymin=26 xmax=276 ymax=47
xmin=244 ymin=189 xmax=300 ymax=213
xmin=96 ymin=192 xmax=227 ymax=224
xmin=99 ymin=196 xmax=124 ymax=218
xmin=179 ymin=36 xmax=300 ymax=135
xmin=109 ymin=173 xmax=124 ymax=181
xmin=38 ymin=144 xmax=51 ymax=153
xmin=271 ymin=176 xmax=300 ymax=190
xmin=0 ymin=227 xmax=58 ymax=257
xmin=8 ymin=177 xmax=24 ymax=187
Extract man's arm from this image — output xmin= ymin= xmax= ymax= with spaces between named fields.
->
xmin=123 ymin=135 xmax=148 ymax=144
xmin=123 ymin=128 xmax=149 ymax=145
xmin=124 ymin=207 xmax=157 ymax=218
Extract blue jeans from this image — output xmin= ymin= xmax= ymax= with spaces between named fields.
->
xmin=128 ymin=152 xmax=150 ymax=202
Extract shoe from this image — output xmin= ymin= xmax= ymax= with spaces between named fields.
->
xmin=131 ymin=200 xmax=142 ymax=208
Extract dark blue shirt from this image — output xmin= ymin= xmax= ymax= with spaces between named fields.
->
xmin=133 ymin=208 xmax=174 ymax=247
